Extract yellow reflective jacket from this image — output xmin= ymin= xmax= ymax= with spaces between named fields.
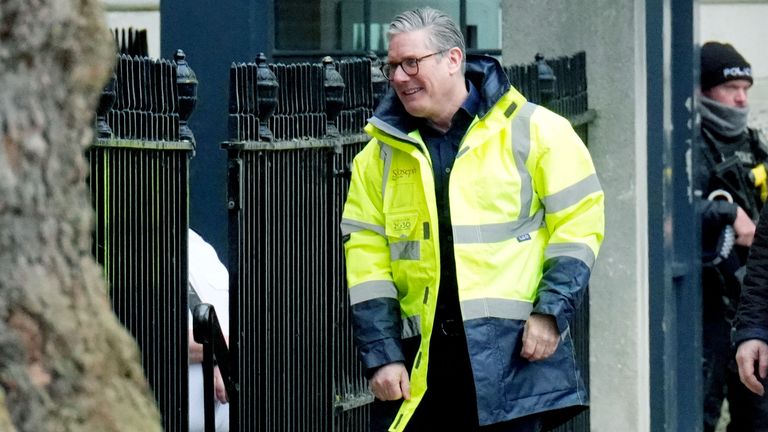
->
xmin=341 ymin=55 xmax=604 ymax=430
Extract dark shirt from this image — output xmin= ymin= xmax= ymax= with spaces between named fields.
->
xmin=418 ymin=80 xmax=480 ymax=326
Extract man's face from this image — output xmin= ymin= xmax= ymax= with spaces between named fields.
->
xmin=386 ymin=29 xmax=458 ymax=121
xmin=703 ymin=79 xmax=752 ymax=108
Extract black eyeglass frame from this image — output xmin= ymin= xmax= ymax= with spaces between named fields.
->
xmin=380 ymin=49 xmax=449 ymax=80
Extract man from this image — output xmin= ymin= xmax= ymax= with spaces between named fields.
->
xmin=735 ymin=203 xmax=768 ymax=415
xmin=341 ymin=8 xmax=604 ymax=431
xmin=697 ymin=41 xmax=768 ymax=431
xmin=188 ymin=229 xmax=230 ymax=432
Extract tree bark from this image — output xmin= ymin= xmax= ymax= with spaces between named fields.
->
xmin=0 ymin=0 xmax=163 ymax=430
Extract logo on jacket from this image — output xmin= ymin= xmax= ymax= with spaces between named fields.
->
xmin=734 ymin=150 xmax=756 ymax=165
xmin=391 ymin=167 xmax=417 ymax=181
xmin=516 ymin=233 xmax=532 ymax=242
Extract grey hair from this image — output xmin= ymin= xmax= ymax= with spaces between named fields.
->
xmin=387 ymin=7 xmax=466 ymax=72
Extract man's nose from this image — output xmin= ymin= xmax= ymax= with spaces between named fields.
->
xmin=735 ymin=89 xmax=748 ymax=107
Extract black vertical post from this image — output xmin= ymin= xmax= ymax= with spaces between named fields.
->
xmin=671 ymin=0 xmax=702 ymax=430
xmin=202 ymin=328 xmax=216 ymax=432
xmin=647 ymin=2 xmax=672 ymax=428
xmin=647 ymin=0 xmax=701 ymax=430
xmin=226 ymin=150 xmax=243 ymax=432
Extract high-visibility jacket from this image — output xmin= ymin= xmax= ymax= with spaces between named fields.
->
xmin=341 ymin=55 xmax=605 ymax=430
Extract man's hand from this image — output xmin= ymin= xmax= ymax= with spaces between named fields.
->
xmin=734 ymin=206 xmax=757 ymax=247
xmin=521 ymin=313 xmax=560 ymax=361
xmin=369 ymin=362 xmax=411 ymax=401
xmin=736 ymin=339 xmax=768 ymax=395
xmin=214 ymin=366 xmax=229 ymax=403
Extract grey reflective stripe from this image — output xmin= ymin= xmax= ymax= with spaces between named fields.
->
xmin=368 ymin=117 xmax=420 ymax=145
xmin=389 ymin=240 xmax=420 ymax=261
xmin=340 ymin=218 xmax=385 ymax=236
xmin=545 ymin=242 xmax=596 ymax=269
xmin=456 ymin=146 xmax=469 ymax=159
xmin=379 ymin=143 xmax=393 ymax=198
xmin=348 ymin=280 xmax=398 ymax=305
xmin=511 ymin=102 xmax=536 ymax=217
xmin=452 ymin=209 xmax=545 ymax=244
xmin=542 ymin=173 xmax=602 ymax=213
xmin=461 ymin=298 xmax=533 ymax=321
xmin=401 ymin=315 xmax=421 ymax=338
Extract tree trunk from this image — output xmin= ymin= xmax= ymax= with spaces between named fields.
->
xmin=0 ymin=1 xmax=163 ymax=430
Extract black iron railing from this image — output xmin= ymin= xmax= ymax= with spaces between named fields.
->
xmin=227 ymin=54 xmax=379 ymax=142
xmin=225 ymin=135 xmax=369 ymax=432
xmin=89 ymin=45 xmax=199 ymax=432
xmin=89 ymin=138 xmax=192 ymax=432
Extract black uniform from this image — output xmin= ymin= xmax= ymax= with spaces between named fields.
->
xmin=699 ymin=124 xmax=768 ymax=432
xmin=735 ymin=203 xmax=768 ymax=344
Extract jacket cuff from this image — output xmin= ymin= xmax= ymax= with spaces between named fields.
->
xmin=533 ymin=304 xmax=572 ymax=336
xmin=533 ymin=256 xmax=591 ymax=333
xmin=733 ymin=327 xmax=768 ymax=347
xmin=358 ymin=337 xmax=405 ymax=373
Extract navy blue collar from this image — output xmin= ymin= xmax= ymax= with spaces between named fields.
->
xmin=460 ymin=79 xmax=481 ymax=119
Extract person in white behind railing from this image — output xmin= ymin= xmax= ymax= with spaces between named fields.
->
xmin=188 ymin=229 xmax=229 ymax=432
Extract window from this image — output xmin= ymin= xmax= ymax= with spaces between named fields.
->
xmin=274 ymin=0 xmax=501 ymax=61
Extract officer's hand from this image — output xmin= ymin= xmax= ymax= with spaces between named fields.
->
xmin=369 ymin=362 xmax=411 ymax=401
xmin=521 ymin=313 xmax=560 ymax=361
xmin=734 ymin=206 xmax=756 ymax=247
xmin=736 ymin=339 xmax=768 ymax=396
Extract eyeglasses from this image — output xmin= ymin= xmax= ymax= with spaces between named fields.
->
xmin=381 ymin=50 xmax=447 ymax=80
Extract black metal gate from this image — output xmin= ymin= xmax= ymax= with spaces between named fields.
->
xmin=89 ymin=44 xmax=195 ymax=432
xmin=226 ymin=136 xmax=369 ymax=432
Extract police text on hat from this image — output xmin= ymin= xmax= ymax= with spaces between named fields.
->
xmin=700 ymin=41 xmax=753 ymax=91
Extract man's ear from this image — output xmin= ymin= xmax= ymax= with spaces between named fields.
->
xmin=447 ymin=47 xmax=463 ymax=75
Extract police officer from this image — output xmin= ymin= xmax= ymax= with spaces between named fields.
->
xmin=698 ymin=41 xmax=768 ymax=432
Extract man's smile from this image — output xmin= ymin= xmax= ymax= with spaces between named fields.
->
xmin=400 ymin=87 xmax=423 ymax=96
